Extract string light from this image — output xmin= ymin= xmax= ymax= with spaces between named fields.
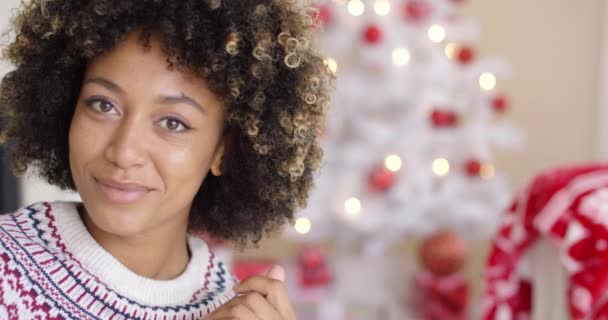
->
xmin=385 ymin=154 xmax=402 ymax=172
xmin=479 ymin=72 xmax=497 ymax=91
xmin=374 ymin=0 xmax=391 ymax=16
xmin=392 ymin=48 xmax=411 ymax=66
xmin=428 ymin=25 xmax=446 ymax=43
xmin=432 ymin=158 xmax=450 ymax=176
xmin=347 ymin=0 xmax=365 ymax=16
xmin=294 ymin=217 xmax=312 ymax=234
xmin=344 ymin=197 xmax=362 ymax=218
xmin=480 ymin=163 xmax=496 ymax=179
xmin=324 ymin=57 xmax=338 ymax=74
xmin=444 ymin=42 xmax=457 ymax=59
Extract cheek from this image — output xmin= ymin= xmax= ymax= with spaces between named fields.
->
xmin=69 ymin=113 xmax=86 ymax=166
xmin=152 ymin=142 xmax=214 ymax=192
xmin=68 ymin=110 xmax=105 ymax=168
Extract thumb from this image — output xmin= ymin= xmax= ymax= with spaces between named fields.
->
xmin=266 ymin=264 xmax=285 ymax=282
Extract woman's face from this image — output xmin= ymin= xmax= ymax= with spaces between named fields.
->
xmin=69 ymin=32 xmax=226 ymax=238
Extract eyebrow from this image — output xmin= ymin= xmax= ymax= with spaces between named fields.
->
xmin=157 ymin=94 xmax=206 ymax=114
xmin=84 ymin=77 xmax=124 ymax=94
xmin=83 ymin=77 xmax=206 ymax=114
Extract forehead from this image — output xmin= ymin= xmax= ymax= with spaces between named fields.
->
xmin=84 ymin=31 xmax=202 ymax=92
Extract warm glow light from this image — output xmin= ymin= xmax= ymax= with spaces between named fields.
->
xmin=374 ymin=0 xmax=391 ymax=16
xmin=432 ymin=158 xmax=450 ymax=176
xmin=344 ymin=197 xmax=362 ymax=217
xmin=325 ymin=57 xmax=338 ymax=73
xmin=347 ymin=0 xmax=365 ymax=16
xmin=392 ymin=48 xmax=411 ymax=66
xmin=385 ymin=154 xmax=402 ymax=172
xmin=480 ymin=163 xmax=496 ymax=179
xmin=295 ymin=217 xmax=312 ymax=234
xmin=480 ymin=72 xmax=497 ymax=91
xmin=428 ymin=25 xmax=446 ymax=43
xmin=445 ymin=42 xmax=457 ymax=59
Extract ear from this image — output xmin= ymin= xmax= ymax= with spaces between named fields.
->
xmin=210 ymin=139 xmax=226 ymax=177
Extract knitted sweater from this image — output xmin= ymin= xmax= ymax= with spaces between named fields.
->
xmin=0 ymin=201 xmax=236 ymax=320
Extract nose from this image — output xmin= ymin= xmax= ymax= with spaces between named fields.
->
xmin=103 ymin=118 xmax=147 ymax=170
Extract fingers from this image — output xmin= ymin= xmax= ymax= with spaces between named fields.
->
xmin=266 ymin=264 xmax=285 ymax=282
xmin=208 ymin=304 xmax=260 ymax=320
xmin=234 ymin=266 xmax=296 ymax=320
xmin=218 ymin=301 xmax=261 ymax=320
xmin=240 ymin=292 xmax=280 ymax=319
xmin=207 ymin=293 xmax=279 ymax=320
xmin=235 ymin=275 xmax=284 ymax=298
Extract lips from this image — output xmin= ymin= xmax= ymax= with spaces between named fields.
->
xmin=94 ymin=177 xmax=151 ymax=204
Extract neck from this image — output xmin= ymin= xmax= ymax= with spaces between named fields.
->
xmin=79 ymin=206 xmax=191 ymax=280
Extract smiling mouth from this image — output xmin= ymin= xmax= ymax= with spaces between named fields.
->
xmin=94 ymin=177 xmax=151 ymax=204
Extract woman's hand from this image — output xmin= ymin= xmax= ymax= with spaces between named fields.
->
xmin=206 ymin=265 xmax=296 ymax=320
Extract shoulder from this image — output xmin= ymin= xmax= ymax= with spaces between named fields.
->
xmin=0 ymin=202 xmax=70 ymax=299
xmin=0 ymin=202 xmax=50 ymax=240
xmin=0 ymin=201 xmax=77 ymax=255
xmin=187 ymin=236 xmax=238 ymax=310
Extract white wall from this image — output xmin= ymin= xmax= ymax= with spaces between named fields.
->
xmin=0 ymin=0 xmax=79 ymax=206
xmin=598 ymin=1 xmax=608 ymax=159
xmin=462 ymin=0 xmax=604 ymax=188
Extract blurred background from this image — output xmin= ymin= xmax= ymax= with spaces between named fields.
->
xmin=0 ymin=0 xmax=606 ymax=319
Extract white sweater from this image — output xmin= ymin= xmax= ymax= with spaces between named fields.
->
xmin=0 ymin=201 xmax=236 ymax=319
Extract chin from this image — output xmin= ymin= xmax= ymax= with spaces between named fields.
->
xmin=86 ymin=201 xmax=151 ymax=237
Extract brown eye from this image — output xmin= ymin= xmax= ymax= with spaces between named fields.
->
xmin=166 ymin=119 xmax=180 ymax=131
xmin=86 ymin=98 xmax=118 ymax=115
xmin=98 ymin=101 xmax=113 ymax=113
xmin=158 ymin=117 xmax=190 ymax=133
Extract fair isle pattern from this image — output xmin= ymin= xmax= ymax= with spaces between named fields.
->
xmin=0 ymin=202 xmax=236 ymax=320
xmin=482 ymin=165 xmax=608 ymax=319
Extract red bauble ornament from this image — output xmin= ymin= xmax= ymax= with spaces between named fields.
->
xmin=298 ymin=246 xmax=332 ymax=288
xmin=491 ymin=94 xmax=509 ymax=113
xmin=419 ymin=230 xmax=469 ymax=276
xmin=430 ymin=109 xmax=458 ymax=128
xmin=316 ymin=5 xmax=332 ymax=28
xmin=456 ymin=46 xmax=475 ymax=65
xmin=299 ymin=246 xmax=325 ymax=269
xmin=402 ymin=0 xmax=432 ymax=22
xmin=464 ymin=159 xmax=482 ymax=177
xmin=413 ymin=271 xmax=470 ymax=320
xmin=368 ymin=166 xmax=396 ymax=192
xmin=363 ymin=24 xmax=383 ymax=44
xmin=233 ymin=260 xmax=274 ymax=281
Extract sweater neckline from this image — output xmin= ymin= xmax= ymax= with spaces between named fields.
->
xmin=50 ymin=201 xmax=210 ymax=306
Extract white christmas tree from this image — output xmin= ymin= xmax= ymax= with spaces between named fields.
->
xmin=287 ymin=0 xmax=522 ymax=254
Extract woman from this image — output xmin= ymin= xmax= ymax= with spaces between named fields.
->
xmin=0 ymin=0 xmax=331 ymax=319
